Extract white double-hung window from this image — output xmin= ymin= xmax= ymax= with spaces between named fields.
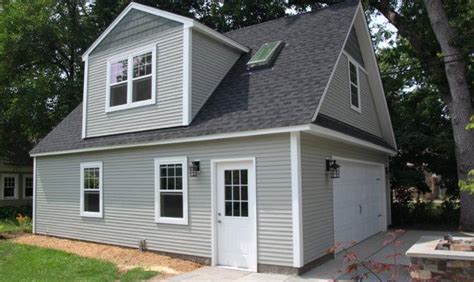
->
xmin=348 ymin=58 xmax=361 ymax=112
xmin=80 ymin=162 xmax=103 ymax=218
xmin=154 ymin=157 xmax=188 ymax=225
xmin=106 ymin=45 xmax=156 ymax=112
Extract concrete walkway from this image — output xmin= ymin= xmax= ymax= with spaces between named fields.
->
xmin=167 ymin=230 xmax=473 ymax=281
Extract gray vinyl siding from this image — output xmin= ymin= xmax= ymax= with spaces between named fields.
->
xmin=319 ymin=53 xmax=383 ymax=137
xmin=91 ymin=10 xmax=182 ymax=55
xmin=86 ymin=22 xmax=184 ymax=138
xmin=191 ymin=30 xmax=241 ymax=118
xmin=35 ymin=134 xmax=293 ymax=266
xmin=0 ymin=164 xmax=33 ymax=207
xmin=300 ymin=133 xmax=387 ymax=264
xmin=344 ymin=28 xmax=364 ymax=67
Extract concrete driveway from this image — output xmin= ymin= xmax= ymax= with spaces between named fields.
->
xmin=166 ymin=230 xmax=473 ymax=281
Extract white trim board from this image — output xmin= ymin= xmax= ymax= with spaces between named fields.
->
xmin=82 ymin=2 xmax=248 ymax=60
xmin=31 ymin=123 xmax=396 ymax=158
xmin=33 ymin=157 xmax=37 ymax=233
xmin=311 ymin=4 xmax=397 ymax=150
xmin=31 ymin=125 xmax=311 ymax=157
xmin=210 ymin=157 xmax=257 ymax=272
xmin=290 ymin=132 xmax=304 ymax=267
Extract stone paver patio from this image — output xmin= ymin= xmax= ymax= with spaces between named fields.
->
xmin=166 ymin=230 xmax=473 ymax=281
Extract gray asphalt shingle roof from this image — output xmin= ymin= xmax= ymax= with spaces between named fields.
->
xmin=31 ymin=0 xmax=365 ymax=155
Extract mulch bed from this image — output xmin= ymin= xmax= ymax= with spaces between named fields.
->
xmin=10 ymin=234 xmax=202 ymax=277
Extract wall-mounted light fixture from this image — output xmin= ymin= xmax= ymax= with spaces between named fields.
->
xmin=326 ymin=159 xmax=340 ymax=179
xmin=189 ymin=161 xmax=200 ymax=177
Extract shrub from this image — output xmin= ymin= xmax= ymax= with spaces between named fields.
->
xmin=0 ymin=206 xmax=32 ymax=220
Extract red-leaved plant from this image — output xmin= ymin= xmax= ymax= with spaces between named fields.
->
xmin=327 ymin=230 xmax=406 ymax=281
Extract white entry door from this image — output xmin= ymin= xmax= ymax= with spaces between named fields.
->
xmin=333 ymin=159 xmax=386 ymax=248
xmin=216 ymin=160 xmax=256 ymax=270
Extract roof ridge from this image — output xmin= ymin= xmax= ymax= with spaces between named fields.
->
xmin=224 ymin=0 xmax=357 ymax=36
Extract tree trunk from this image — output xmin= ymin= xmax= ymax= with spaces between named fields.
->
xmin=423 ymin=0 xmax=474 ymax=230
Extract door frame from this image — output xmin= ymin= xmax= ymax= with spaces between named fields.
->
xmin=331 ymin=156 xmax=388 ymax=249
xmin=210 ymin=157 xmax=257 ymax=272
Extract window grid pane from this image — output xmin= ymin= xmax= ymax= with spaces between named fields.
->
xmin=3 ymin=177 xmax=15 ymax=198
xmin=110 ymin=59 xmax=128 ymax=83
xmin=159 ymin=163 xmax=184 ymax=219
xmin=223 ymin=169 xmax=248 ymax=217
xmin=82 ymin=165 xmax=101 ymax=214
xmin=25 ymin=177 xmax=33 ymax=197
xmin=133 ymin=52 xmax=152 ymax=78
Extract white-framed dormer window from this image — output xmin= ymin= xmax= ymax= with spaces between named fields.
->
xmin=1 ymin=174 xmax=18 ymax=200
xmin=23 ymin=174 xmax=33 ymax=200
xmin=154 ymin=157 xmax=188 ymax=225
xmin=106 ymin=44 xmax=156 ymax=112
xmin=348 ymin=58 xmax=361 ymax=113
xmin=80 ymin=162 xmax=103 ymax=218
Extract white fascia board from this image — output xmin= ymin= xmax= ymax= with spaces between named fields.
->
xmin=31 ymin=125 xmax=311 ymax=157
xmin=355 ymin=5 xmax=397 ymax=150
xmin=82 ymin=2 xmax=248 ymax=60
xmin=311 ymin=2 xmax=360 ymax=122
xmin=192 ymin=22 xmax=249 ymax=53
xmin=307 ymin=124 xmax=397 ymax=155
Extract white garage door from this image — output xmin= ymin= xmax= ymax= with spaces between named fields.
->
xmin=333 ymin=159 xmax=386 ymax=248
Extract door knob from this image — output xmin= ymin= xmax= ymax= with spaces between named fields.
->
xmin=218 ymin=212 xmax=221 ymax=216
xmin=217 ymin=220 xmax=222 ymax=223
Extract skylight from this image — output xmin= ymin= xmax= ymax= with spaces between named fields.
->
xmin=247 ymin=41 xmax=283 ymax=69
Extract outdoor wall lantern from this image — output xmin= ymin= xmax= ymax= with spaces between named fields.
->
xmin=326 ymin=159 xmax=340 ymax=179
xmin=189 ymin=161 xmax=200 ymax=177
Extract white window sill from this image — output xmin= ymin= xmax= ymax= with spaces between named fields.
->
xmin=24 ymin=197 xmax=33 ymax=200
xmin=81 ymin=212 xmax=103 ymax=218
xmin=351 ymin=105 xmax=362 ymax=113
xmin=106 ymin=99 xmax=155 ymax=113
xmin=2 ymin=197 xmax=18 ymax=200
xmin=155 ymin=217 xmax=188 ymax=225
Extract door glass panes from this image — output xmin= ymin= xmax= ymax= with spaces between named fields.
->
xmin=224 ymin=169 xmax=248 ymax=217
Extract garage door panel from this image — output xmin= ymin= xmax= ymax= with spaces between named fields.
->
xmin=333 ymin=160 xmax=385 ymax=248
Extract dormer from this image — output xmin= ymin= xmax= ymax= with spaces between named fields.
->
xmin=81 ymin=3 xmax=248 ymax=138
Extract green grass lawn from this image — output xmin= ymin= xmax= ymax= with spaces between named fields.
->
xmin=0 ymin=219 xmax=32 ymax=233
xmin=0 ymin=240 xmax=158 ymax=281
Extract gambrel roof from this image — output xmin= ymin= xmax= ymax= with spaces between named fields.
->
xmin=31 ymin=0 xmax=396 ymax=156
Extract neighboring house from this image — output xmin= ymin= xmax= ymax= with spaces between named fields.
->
xmin=30 ymin=1 xmax=397 ymax=274
xmin=0 ymin=160 xmax=33 ymax=207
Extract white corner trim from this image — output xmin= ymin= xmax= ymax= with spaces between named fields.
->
xmin=33 ymin=157 xmax=37 ymax=233
xmin=82 ymin=2 xmax=248 ymax=60
xmin=183 ymin=26 xmax=192 ymax=125
xmin=31 ymin=125 xmax=311 ymax=157
xmin=311 ymin=3 xmax=360 ymax=122
xmin=154 ymin=156 xmax=189 ymax=225
xmin=80 ymin=161 xmax=104 ymax=218
xmin=308 ymin=124 xmax=397 ymax=155
xmin=82 ymin=58 xmax=88 ymax=139
xmin=290 ymin=132 xmax=304 ymax=267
